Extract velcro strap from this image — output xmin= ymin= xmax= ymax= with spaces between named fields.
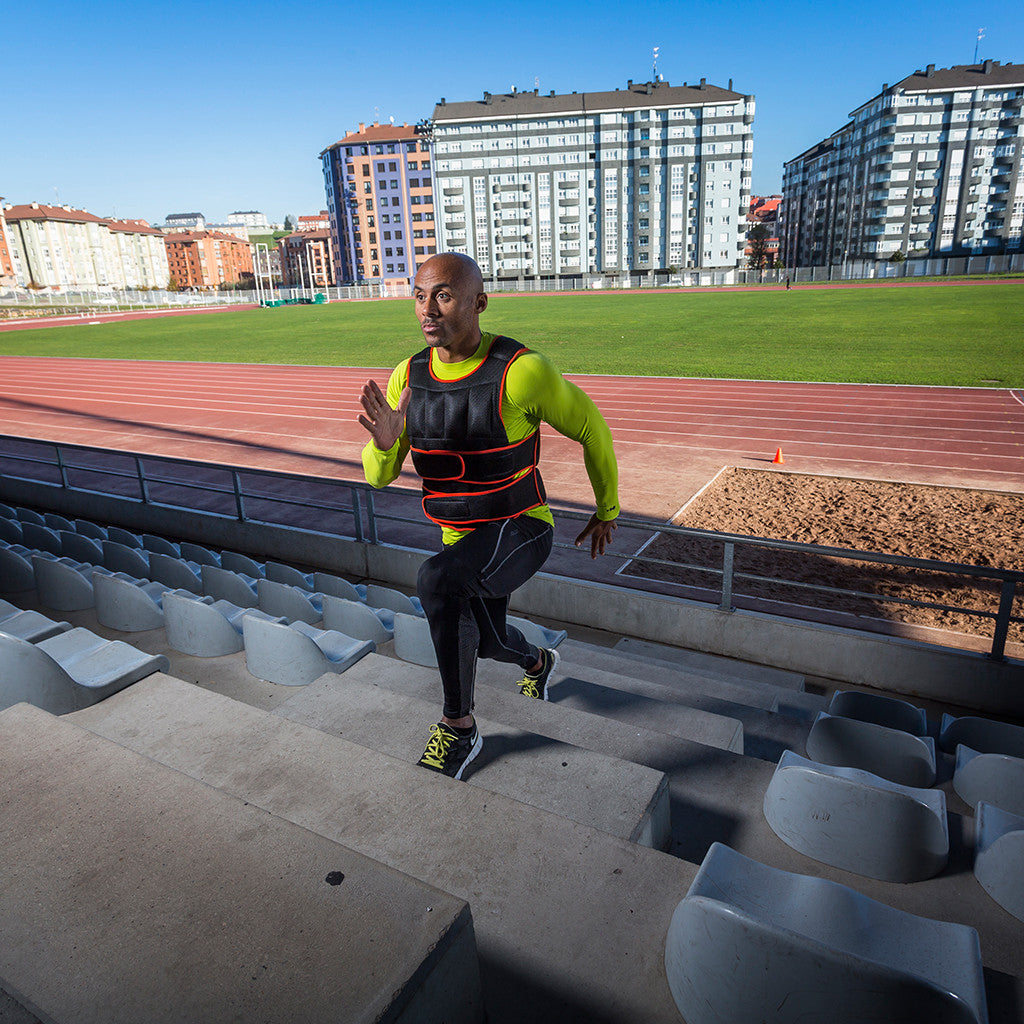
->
xmin=423 ymin=470 xmax=546 ymax=528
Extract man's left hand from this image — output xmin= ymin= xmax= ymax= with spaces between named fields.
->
xmin=574 ymin=514 xmax=617 ymax=559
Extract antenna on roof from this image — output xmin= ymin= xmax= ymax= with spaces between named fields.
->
xmin=974 ymin=27 xmax=985 ymax=63
xmin=652 ymin=45 xmax=659 ymax=81
xmin=389 ymin=115 xmax=395 ymax=124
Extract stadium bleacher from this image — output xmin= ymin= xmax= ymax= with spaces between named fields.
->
xmin=1 ymin=506 xmax=1023 ymax=1022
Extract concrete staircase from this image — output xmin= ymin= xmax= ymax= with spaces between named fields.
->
xmin=2 ymin=583 xmax=1024 ymax=1022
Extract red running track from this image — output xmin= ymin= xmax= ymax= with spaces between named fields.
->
xmin=1 ymin=356 xmax=1022 ymax=521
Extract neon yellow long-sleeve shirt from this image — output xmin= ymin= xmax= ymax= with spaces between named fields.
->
xmin=361 ymin=332 xmax=619 ymax=544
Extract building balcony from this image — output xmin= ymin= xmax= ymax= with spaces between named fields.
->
xmin=558 ymin=197 xmax=580 ymax=207
xmin=917 ymin=160 xmax=940 ymax=170
xmin=993 ymin=173 xmax=1012 ymax=185
xmin=912 ymin=213 xmax=933 ymax=224
xmin=444 ymin=203 xmax=465 ymax=213
xmin=443 ymin=187 xmax=463 ymax=196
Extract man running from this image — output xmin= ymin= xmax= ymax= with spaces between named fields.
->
xmin=358 ymin=252 xmax=618 ymax=780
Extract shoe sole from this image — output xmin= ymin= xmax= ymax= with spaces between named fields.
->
xmin=540 ymin=648 xmax=560 ymax=701
xmin=453 ymin=732 xmax=483 ymax=781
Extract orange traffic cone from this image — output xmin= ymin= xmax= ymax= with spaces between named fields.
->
xmin=772 ymin=447 xmax=785 ymax=465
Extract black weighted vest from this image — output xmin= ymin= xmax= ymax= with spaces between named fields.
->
xmin=406 ymin=335 xmax=545 ymax=529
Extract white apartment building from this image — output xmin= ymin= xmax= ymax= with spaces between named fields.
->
xmin=4 ymin=203 xmax=169 ymax=290
xmin=430 ymin=78 xmax=754 ymax=282
xmin=781 ymin=61 xmax=1024 ymax=266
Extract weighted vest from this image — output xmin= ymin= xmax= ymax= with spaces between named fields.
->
xmin=406 ymin=335 xmax=546 ymax=529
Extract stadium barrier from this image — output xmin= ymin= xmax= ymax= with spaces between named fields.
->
xmin=1 ymin=434 xmax=1020 ymax=663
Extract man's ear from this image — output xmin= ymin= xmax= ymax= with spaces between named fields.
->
xmin=476 ymin=293 xmax=488 ymax=313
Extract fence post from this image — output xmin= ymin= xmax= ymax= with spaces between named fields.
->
xmin=988 ymin=578 xmax=1017 ymax=662
xmin=720 ymin=542 xmax=735 ymax=611
xmin=54 ymin=445 xmax=70 ymax=488
xmin=135 ymin=457 xmax=150 ymax=503
xmin=351 ymin=489 xmax=365 ymax=543
xmin=364 ymin=489 xmax=379 ymax=545
xmin=231 ymin=470 xmax=246 ymax=521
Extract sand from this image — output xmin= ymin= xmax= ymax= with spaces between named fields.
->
xmin=630 ymin=469 xmax=1024 ymax=649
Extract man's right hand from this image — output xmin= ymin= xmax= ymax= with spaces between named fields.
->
xmin=358 ymin=381 xmax=411 ymax=451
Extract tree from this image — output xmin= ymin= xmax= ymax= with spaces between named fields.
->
xmin=888 ymin=250 xmax=906 ymax=263
xmin=284 ymin=215 xmax=297 ymax=232
xmin=747 ymin=224 xmax=771 ymax=270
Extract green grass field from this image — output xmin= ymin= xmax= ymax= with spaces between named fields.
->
xmin=2 ymin=281 xmax=1021 ymax=387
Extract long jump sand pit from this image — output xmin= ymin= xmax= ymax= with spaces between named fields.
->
xmin=626 ymin=469 xmax=1024 ymax=649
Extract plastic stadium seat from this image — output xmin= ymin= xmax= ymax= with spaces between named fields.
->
xmin=940 ymin=713 xmax=1024 ymax=759
xmin=954 ymin=744 xmax=1024 ymax=817
xmin=142 ymin=534 xmax=181 ymax=557
xmin=392 ymin=611 xmax=437 ymax=667
xmin=73 ymin=519 xmax=108 ymax=541
xmin=21 ymin=522 xmax=63 ymax=556
xmin=508 ymin=615 xmax=568 ymax=650
xmin=256 ymin=578 xmax=325 ymax=625
xmin=313 ymin=572 xmax=366 ymax=602
xmin=44 ymin=512 xmax=75 ymax=532
xmin=0 ymin=598 xmax=70 ymax=644
xmin=242 ymin=615 xmax=374 ymax=686
xmin=0 ymin=627 xmax=169 ymax=715
xmin=364 ymin=584 xmax=424 ymax=617
xmin=974 ymin=802 xmax=1024 ymax=923
xmin=201 ymin=564 xmax=258 ymax=608
xmin=15 ymin=507 xmax=45 ymax=526
xmin=805 ymin=711 xmax=936 ymax=788
xmin=265 ymin=560 xmax=315 ymax=590
xmin=32 ymin=555 xmax=110 ymax=611
xmin=147 ymin=553 xmax=203 ymax=594
xmin=763 ymin=750 xmax=948 ymax=882
xmin=0 ymin=503 xmax=15 ymax=518
xmin=0 ymin=546 xmax=38 ymax=593
xmin=0 ymin=518 xmax=23 ymax=544
xmin=180 ymin=541 xmax=220 ymax=567
xmin=106 ymin=526 xmax=142 ymax=548
xmin=665 ymin=842 xmax=988 ymax=1024
xmin=220 ymin=550 xmax=265 ymax=578
xmin=93 ymin=573 xmax=172 ymax=632
xmin=827 ymin=689 xmax=927 ymax=736
xmin=162 ymin=590 xmax=284 ymax=657
xmin=102 ymin=540 xmax=150 ymax=578
xmin=321 ymin=595 xmax=395 ymax=644
xmin=59 ymin=530 xmax=104 ymax=565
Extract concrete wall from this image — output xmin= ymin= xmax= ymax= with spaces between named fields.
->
xmin=6 ymin=477 xmax=1022 ymax=717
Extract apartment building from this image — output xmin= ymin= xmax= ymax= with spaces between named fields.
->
xmin=430 ymin=78 xmax=754 ymax=281
xmin=163 ymin=230 xmax=254 ymax=289
xmin=0 ymin=201 xmax=16 ymax=285
xmin=321 ymin=122 xmax=435 ymax=285
xmin=781 ymin=61 xmax=1024 ymax=266
xmin=745 ymin=195 xmax=781 ymax=265
xmin=297 ymin=211 xmax=330 ymax=232
xmin=3 ymin=203 xmax=168 ymax=289
xmin=278 ymin=229 xmax=337 ymax=288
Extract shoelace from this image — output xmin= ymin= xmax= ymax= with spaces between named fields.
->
xmin=420 ymin=723 xmax=456 ymax=769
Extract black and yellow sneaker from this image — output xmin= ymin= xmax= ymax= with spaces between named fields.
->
xmin=516 ymin=647 xmax=560 ymax=700
xmin=417 ymin=721 xmax=482 ymax=780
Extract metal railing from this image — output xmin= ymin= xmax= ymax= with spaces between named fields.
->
xmin=1 ymin=434 xmax=1020 ymax=661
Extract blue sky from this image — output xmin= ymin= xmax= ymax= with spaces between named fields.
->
xmin=5 ymin=0 xmax=1021 ymax=225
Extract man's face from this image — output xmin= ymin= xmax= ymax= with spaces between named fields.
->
xmin=413 ymin=256 xmax=487 ymax=353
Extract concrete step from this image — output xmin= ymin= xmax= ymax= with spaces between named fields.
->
xmin=0 ymin=701 xmax=483 ymax=1024
xmin=68 ymin=674 xmax=697 ymax=1024
xmin=274 ymin=669 xmax=671 ymax=849
xmin=612 ymin=636 xmax=807 ymax=690
xmin=544 ymin=653 xmax=812 ymax=762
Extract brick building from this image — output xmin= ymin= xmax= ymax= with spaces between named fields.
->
xmin=0 ymin=201 xmax=16 ymax=285
xmin=745 ymin=195 xmax=781 ymax=265
xmin=278 ymin=229 xmax=337 ymax=288
xmin=163 ymin=231 xmax=254 ymax=290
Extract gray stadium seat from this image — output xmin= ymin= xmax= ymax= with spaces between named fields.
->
xmin=827 ymin=689 xmax=927 ymax=736
xmin=44 ymin=513 xmax=75 ymax=532
xmin=142 ymin=534 xmax=181 ymax=557
xmin=954 ymin=744 xmax=1024 ymax=817
xmin=0 ymin=518 xmax=23 ymax=544
xmin=265 ymin=560 xmax=315 ymax=590
xmin=321 ymin=594 xmax=395 ymax=644
xmin=220 ymin=550 xmax=265 ymax=578
xmin=0 ymin=546 xmax=35 ymax=592
xmin=974 ymin=801 xmax=1024 ymax=923
xmin=15 ymin=507 xmax=45 ymax=525
xmin=508 ymin=615 xmax=568 ymax=650
xmin=0 ymin=627 xmax=169 ymax=715
xmin=940 ymin=713 xmax=1024 ymax=759
xmin=102 ymin=540 xmax=150 ymax=578
xmin=201 ymin=564 xmax=258 ymax=608
xmin=106 ymin=526 xmax=142 ymax=548
xmin=805 ymin=711 xmax=936 ymax=787
xmin=0 ymin=598 xmax=70 ymax=644
xmin=242 ymin=615 xmax=374 ymax=686
xmin=364 ymin=584 xmax=424 ymax=617
xmin=93 ymin=573 xmax=171 ymax=632
xmin=32 ymin=555 xmax=110 ymax=611
xmin=180 ymin=541 xmax=220 ymax=566
xmin=0 ymin=503 xmax=15 ymax=518
xmin=162 ymin=590 xmax=284 ymax=657
xmin=59 ymin=530 xmax=104 ymax=565
xmin=21 ymin=522 xmax=62 ymax=556
xmin=147 ymin=553 xmax=203 ymax=594
xmin=73 ymin=518 xmax=108 ymax=540
xmin=763 ymin=750 xmax=948 ymax=882
xmin=392 ymin=611 xmax=437 ymax=667
xmin=313 ymin=571 xmax=366 ymax=602
xmin=665 ymin=842 xmax=988 ymax=1024
xmin=256 ymin=578 xmax=324 ymax=625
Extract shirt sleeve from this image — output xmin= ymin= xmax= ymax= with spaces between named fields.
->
xmin=361 ymin=360 xmax=411 ymax=488
xmin=505 ymin=351 xmax=620 ymax=521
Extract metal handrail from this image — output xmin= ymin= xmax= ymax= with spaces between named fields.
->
xmin=1 ymin=434 xmax=1020 ymax=661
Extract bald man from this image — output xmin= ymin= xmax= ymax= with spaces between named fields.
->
xmin=359 ymin=253 xmax=619 ymax=780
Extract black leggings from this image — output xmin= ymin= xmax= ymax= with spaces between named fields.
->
xmin=416 ymin=516 xmax=554 ymax=720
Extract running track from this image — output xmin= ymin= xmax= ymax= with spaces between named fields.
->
xmin=1 ymin=356 xmax=1022 ymax=521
